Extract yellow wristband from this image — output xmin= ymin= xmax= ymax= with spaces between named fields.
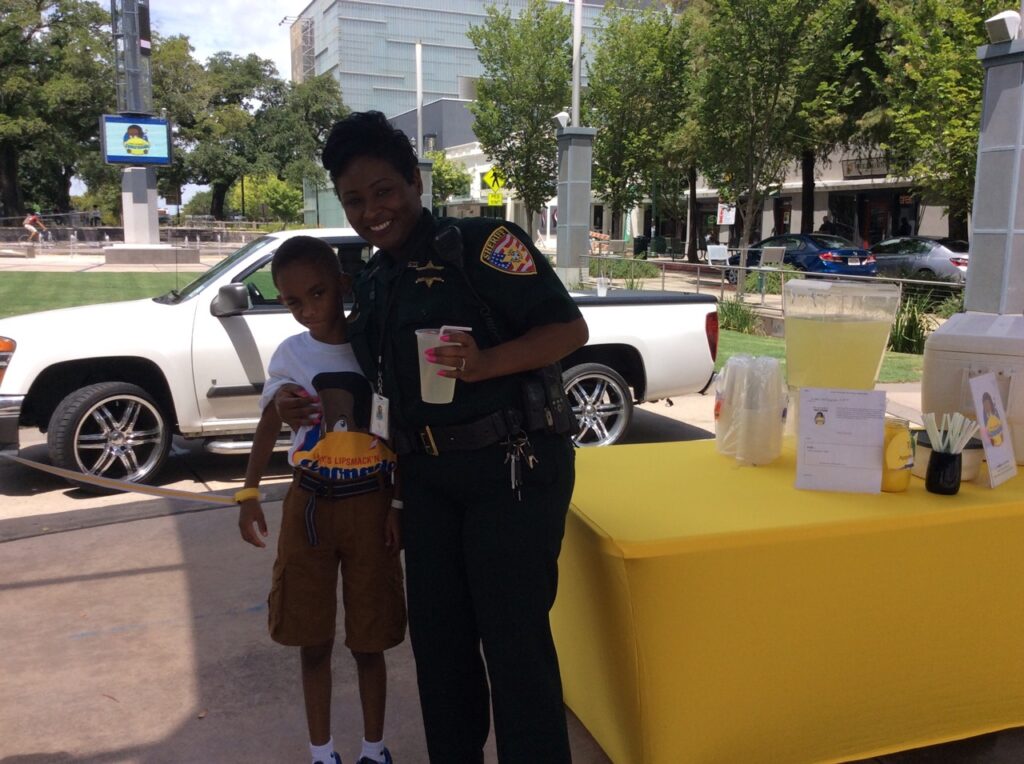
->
xmin=235 ymin=487 xmax=261 ymax=504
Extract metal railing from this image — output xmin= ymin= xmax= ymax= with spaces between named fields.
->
xmin=580 ymin=251 xmax=964 ymax=313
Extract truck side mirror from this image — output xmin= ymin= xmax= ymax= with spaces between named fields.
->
xmin=210 ymin=283 xmax=251 ymax=317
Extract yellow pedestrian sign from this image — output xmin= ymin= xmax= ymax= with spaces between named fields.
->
xmin=487 ymin=192 xmax=504 ymax=207
xmin=483 ymin=168 xmax=505 ymax=191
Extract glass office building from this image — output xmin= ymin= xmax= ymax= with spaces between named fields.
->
xmin=292 ymin=0 xmax=608 ymax=117
xmin=292 ymin=0 xmax=624 ymax=227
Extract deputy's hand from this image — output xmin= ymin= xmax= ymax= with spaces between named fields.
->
xmin=429 ymin=331 xmax=487 ymax=383
xmin=275 ymin=384 xmax=320 ymax=430
xmin=238 ymin=499 xmax=268 ymax=548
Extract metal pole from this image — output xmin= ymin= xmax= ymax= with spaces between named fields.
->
xmin=572 ymin=0 xmax=582 ymax=127
xmin=416 ymin=41 xmax=424 ymax=153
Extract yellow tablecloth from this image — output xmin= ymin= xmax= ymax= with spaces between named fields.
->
xmin=552 ymin=441 xmax=1024 ymax=764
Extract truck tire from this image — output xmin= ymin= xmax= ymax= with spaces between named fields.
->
xmin=562 ymin=363 xmax=633 ymax=447
xmin=47 ymin=382 xmax=171 ymax=491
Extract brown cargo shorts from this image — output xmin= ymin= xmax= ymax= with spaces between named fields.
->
xmin=268 ymin=475 xmax=407 ymax=651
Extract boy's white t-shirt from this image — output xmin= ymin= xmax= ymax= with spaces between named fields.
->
xmin=260 ymin=331 xmax=395 ymax=482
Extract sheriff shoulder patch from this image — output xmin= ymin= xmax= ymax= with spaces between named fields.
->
xmin=479 ymin=227 xmax=537 ymax=275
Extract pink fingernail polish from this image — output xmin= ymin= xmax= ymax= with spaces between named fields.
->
xmin=440 ymin=334 xmax=450 ymax=342
xmin=425 ymin=349 xmax=436 ymax=360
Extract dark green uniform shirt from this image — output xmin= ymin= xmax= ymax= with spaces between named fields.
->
xmin=348 ymin=211 xmax=582 ymax=430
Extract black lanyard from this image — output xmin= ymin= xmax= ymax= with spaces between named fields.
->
xmin=371 ymin=260 xmax=407 ymax=396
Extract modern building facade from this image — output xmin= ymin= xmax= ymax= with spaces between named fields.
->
xmin=292 ymin=0 xmax=610 ymax=227
xmin=669 ymin=154 xmax=950 ymax=253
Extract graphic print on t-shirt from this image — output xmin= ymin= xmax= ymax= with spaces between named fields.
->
xmin=293 ymin=371 xmax=397 ymax=481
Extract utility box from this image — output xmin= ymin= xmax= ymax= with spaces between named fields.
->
xmin=921 ymin=312 xmax=1024 ymax=464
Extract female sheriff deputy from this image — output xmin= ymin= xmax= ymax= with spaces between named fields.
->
xmin=277 ymin=111 xmax=589 ymax=763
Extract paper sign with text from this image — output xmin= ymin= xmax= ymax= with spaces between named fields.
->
xmin=969 ymin=373 xmax=1018 ymax=487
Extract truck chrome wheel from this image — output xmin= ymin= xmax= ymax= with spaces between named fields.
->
xmin=48 ymin=382 xmax=171 ymax=490
xmin=562 ymin=363 xmax=633 ymax=447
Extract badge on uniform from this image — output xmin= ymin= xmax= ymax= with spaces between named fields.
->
xmin=371 ymin=393 xmax=390 ymax=439
xmin=480 ymin=227 xmax=537 ymax=275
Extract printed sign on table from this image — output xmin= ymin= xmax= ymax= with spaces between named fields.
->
xmin=795 ymin=388 xmax=886 ymax=493
xmin=969 ymin=372 xmax=1018 ymax=487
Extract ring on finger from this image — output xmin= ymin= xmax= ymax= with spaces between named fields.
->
xmin=459 ymin=357 xmax=466 ymax=372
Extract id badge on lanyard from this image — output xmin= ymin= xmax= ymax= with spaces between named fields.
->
xmin=371 ymin=391 xmax=390 ymax=439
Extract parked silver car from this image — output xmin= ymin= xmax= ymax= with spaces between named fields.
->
xmin=869 ymin=236 xmax=970 ymax=282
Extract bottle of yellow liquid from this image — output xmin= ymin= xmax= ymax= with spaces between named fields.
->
xmin=882 ymin=417 xmax=913 ymax=492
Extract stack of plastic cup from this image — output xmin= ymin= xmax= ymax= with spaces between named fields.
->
xmin=716 ymin=355 xmax=787 ymax=465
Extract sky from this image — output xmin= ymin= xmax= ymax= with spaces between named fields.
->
xmin=150 ymin=0 xmax=312 ymax=81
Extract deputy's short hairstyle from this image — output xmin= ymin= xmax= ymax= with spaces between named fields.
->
xmin=321 ymin=110 xmax=418 ymax=185
xmin=271 ymin=236 xmax=341 ymax=285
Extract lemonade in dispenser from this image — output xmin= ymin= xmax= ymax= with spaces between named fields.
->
xmin=783 ymin=280 xmax=901 ymax=391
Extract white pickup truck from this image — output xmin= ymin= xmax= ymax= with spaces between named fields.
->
xmin=0 ymin=229 xmax=718 ymax=486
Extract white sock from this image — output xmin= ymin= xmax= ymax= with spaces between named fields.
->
xmin=310 ymin=737 xmax=335 ymax=764
xmin=360 ymin=737 xmax=385 ymax=762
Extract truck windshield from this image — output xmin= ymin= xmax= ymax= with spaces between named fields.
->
xmin=155 ymin=237 xmax=275 ymax=303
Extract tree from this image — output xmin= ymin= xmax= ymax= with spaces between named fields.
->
xmin=151 ymin=33 xmax=210 ymax=209
xmin=467 ymin=0 xmax=572 ymax=222
xmin=425 ymin=150 xmax=471 ymax=209
xmin=586 ymin=5 xmax=690 ymax=239
xmin=0 ymin=0 xmax=113 ymax=216
xmin=872 ymin=0 xmax=1001 ymax=237
xmin=227 ymin=174 xmax=303 ymax=222
xmin=258 ymin=74 xmax=349 ymax=190
xmin=187 ymin=52 xmax=283 ymax=219
xmin=695 ymin=0 xmax=855 ymax=248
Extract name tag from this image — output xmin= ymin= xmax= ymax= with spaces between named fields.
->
xmin=371 ymin=393 xmax=390 ymax=439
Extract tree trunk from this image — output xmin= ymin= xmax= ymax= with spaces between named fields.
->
xmin=948 ymin=207 xmax=969 ymax=241
xmin=0 ymin=146 xmax=24 ymax=217
xmin=55 ymin=165 xmax=74 ymax=213
xmin=801 ymin=149 xmax=815 ymax=234
xmin=736 ymin=194 xmax=760 ymax=298
xmin=211 ymin=182 xmax=229 ymax=220
xmin=686 ymin=164 xmax=699 ymax=263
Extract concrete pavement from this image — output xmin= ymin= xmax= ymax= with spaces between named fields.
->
xmin=4 ymin=250 xmax=1023 ymax=762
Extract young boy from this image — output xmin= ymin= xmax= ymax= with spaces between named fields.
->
xmin=238 ymin=235 xmax=405 ymax=764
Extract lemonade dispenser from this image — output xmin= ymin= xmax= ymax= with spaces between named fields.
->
xmin=783 ymin=280 xmax=901 ymax=391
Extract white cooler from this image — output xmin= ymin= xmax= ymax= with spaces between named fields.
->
xmin=921 ymin=312 xmax=1024 ymax=464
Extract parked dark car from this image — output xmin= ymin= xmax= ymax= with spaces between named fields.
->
xmin=726 ymin=233 xmax=876 ymax=283
xmin=869 ymin=236 xmax=970 ymax=283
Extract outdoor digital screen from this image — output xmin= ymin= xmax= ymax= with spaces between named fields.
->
xmin=100 ymin=115 xmax=172 ymax=166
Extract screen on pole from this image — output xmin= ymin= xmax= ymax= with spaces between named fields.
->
xmin=100 ymin=115 xmax=172 ymax=166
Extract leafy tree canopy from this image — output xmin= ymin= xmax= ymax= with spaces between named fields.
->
xmin=586 ymin=5 xmax=690 ymax=225
xmin=872 ymin=0 xmax=1002 ymax=224
xmin=1 ymin=0 xmax=113 ymax=216
xmin=467 ymin=0 xmax=572 ymax=222
xmin=227 ymin=174 xmax=303 ymax=222
xmin=695 ymin=0 xmax=854 ymax=245
xmin=425 ymin=150 xmax=471 ymax=209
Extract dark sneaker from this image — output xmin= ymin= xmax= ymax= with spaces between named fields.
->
xmin=314 ymin=754 xmax=341 ymax=764
xmin=356 ymin=749 xmax=392 ymax=764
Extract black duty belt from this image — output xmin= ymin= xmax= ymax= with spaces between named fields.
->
xmin=393 ymin=409 xmax=524 ymax=456
xmin=297 ymin=471 xmax=380 ymax=546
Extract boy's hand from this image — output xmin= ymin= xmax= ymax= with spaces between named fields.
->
xmin=384 ymin=507 xmax=402 ymax=553
xmin=239 ymin=499 xmax=269 ymax=548
xmin=275 ymin=384 xmax=321 ymax=430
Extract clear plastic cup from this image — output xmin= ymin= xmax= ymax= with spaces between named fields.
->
xmin=596 ymin=277 xmax=610 ymax=297
xmin=415 ymin=328 xmax=456 ymax=404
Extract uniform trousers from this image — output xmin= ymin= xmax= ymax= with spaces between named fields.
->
xmin=400 ymin=431 xmax=575 ymax=763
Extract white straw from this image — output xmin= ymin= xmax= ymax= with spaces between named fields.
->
xmin=924 ymin=412 xmax=941 ymax=452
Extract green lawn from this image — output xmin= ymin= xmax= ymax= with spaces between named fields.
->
xmin=717 ymin=329 xmax=924 ymax=383
xmin=0 ymin=273 xmax=186 ymax=318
